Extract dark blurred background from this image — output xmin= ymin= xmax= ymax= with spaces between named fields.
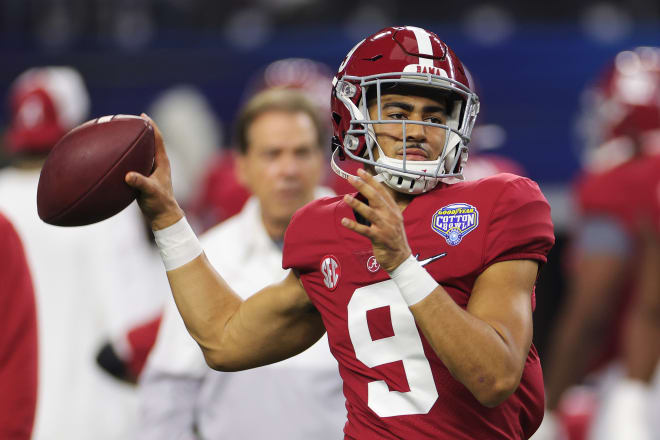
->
xmin=2 ymin=0 xmax=660 ymax=356
xmin=2 ymin=0 xmax=660 ymax=185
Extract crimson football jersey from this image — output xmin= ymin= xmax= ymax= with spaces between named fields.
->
xmin=573 ymin=153 xmax=660 ymax=369
xmin=576 ymin=154 xmax=660 ymax=236
xmin=283 ymin=173 xmax=555 ymax=439
xmin=0 ymin=213 xmax=38 ymax=439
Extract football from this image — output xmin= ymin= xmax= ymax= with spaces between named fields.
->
xmin=37 ymin=115 xmax=155 ymax=226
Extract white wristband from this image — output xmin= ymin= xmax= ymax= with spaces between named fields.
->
xmin=153 ymin=217 xmax=203 ymax=271
xmin=388 ymin=255 xmax=439 ymax=306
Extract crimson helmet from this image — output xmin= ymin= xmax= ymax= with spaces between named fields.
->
xmin=5 ymin=66 xmax=90 ymax=154
xmin=243 ymin=58 xmax=334 ymax=114
xmin=578 ymin=47 xmax=660 ymax=171
xmin=330 ymin=26 xmax=480 ymax=194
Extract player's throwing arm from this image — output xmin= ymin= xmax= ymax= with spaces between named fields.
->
xmin=125 ymin=116 xmax=325 ymax=372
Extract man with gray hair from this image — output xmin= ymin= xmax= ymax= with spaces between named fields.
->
xmin=137 ymin=88 xmax=345 ymax=439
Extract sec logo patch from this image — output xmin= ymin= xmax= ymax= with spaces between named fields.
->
xmin=320 ymin=255 xmax=341 ymax=291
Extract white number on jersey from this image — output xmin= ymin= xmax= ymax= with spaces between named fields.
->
xmin=347 ymin=279 xmax=438 ymax=417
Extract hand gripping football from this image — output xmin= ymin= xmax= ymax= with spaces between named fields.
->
xmin=37 ymin=115 xmax=155 ymax=226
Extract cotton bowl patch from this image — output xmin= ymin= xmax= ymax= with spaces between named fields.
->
xmin=431 ymin=203 xmax=479 ymax=246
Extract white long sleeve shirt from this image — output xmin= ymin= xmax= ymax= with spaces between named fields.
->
xmin=0 ymin=167 xmax=168 ymax=440
xmin=138 ymin=194 xmax=346 ymax=440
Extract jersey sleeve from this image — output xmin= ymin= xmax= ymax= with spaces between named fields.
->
xmin=482 ymin=176 xmax=555 ymax=268
xmin=575 ymin=156 xmax=660 ymax=237
xmin=282 ymin=196 xmax=340 ymax=273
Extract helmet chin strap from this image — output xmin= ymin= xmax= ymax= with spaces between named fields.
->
xmin=332 ymin=130 xmax=464 ymax=195
xmin=372 ymin=129 xmax=464 ymax=194
xmin=330 ymin=148 xmax=385 ymax=183
xmin=362 ymin=121 xmax=437 ymax=194
xmin=374 ymin=144 xmax=441 ymax=194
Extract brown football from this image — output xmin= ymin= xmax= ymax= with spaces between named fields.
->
xmin=37 ymin=115 xmax=155 ymax=226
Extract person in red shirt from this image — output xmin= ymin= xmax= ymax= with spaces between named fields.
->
xmin=125 ymin=26 xmax=554 ymax=439
xmin=0 ymin=212 xmax=38 ymax=440
xmin=536 ymin=47 xmax=660 ymax=440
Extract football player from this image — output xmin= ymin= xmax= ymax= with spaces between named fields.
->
xmin=0 ymin=212 xmax=37 ymax=440
xmin=127 ymin=26 xmax=555 ymax=439
xmin=535 ymin=47 xmax=660 ymax=440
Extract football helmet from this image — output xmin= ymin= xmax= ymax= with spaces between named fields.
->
xmin=331 ymin=26 xmax=480 ymax=194
xmin=6 ymin=66 xmax=90 ymax=154
xmin=577 ymin=47 xmax=660 ymax=170
xmin=242 ymin=57 xmax=334 ymax=115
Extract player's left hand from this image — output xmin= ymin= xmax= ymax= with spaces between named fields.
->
xmin=341 ymin=168 xmax=412 ymax=272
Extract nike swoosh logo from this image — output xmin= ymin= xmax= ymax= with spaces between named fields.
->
xmin=415 ymin=253 xmax=447 ymax=267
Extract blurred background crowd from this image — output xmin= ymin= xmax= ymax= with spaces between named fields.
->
xmin=1 ymin=1 xmax=659 ymax=439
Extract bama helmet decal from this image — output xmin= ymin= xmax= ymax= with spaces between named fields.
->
xmin=431 ymin=203 xmax=479 ymax=246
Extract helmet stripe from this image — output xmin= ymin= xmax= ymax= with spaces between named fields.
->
xmin=407 ymin=26 xmax=434 ymax=68
xmin=338 ymin=39 xmax=365 ymax=73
